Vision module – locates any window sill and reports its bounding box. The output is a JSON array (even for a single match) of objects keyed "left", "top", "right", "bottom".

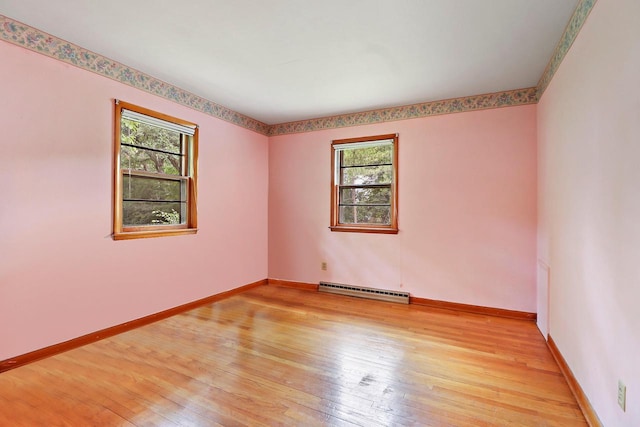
[
  {"left": 113, "top": 228, "right": 198, "bottom": 240},
  {"left": 329, "top": 225, "right": 398, "bottom": 235}
]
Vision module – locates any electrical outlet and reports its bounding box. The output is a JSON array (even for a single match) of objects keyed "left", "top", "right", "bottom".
[
  {"left": 618, "top": 380, "right": 626, "bottom": 411},
  {"left": 321, "top": 262, "right": 327, "bottom": 271}
]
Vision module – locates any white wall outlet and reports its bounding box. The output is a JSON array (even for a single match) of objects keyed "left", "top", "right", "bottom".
[
  {"left": 618, "top": 380, "right": 626, "bottom": 411},
  {"left": 321, "top": 262, "right": 327, "bottom": 271}
]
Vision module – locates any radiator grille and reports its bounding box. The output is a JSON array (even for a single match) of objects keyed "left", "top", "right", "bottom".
[{"left": 318, "top": 282, "right": 409, "bottom": 304}]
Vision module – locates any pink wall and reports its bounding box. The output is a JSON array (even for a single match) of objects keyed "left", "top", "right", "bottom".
[
  {"left": 269, "top": 105, "right": 537, "bottom": 312},
  {"left": 0, "top": 41, "right": 269, "bottom": 361},
  {"left": 537, "top": 0, "right": 640, "bottom": 425}
]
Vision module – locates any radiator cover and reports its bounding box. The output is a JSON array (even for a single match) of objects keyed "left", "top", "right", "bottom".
[{"left": 318, "top": 282, "right": 409, "bottom": 304}]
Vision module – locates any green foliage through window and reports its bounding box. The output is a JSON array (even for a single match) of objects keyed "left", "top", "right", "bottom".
[
  {"left": 339, "top": 145, "right": 393, "bottom": 224},
  {"left": 120, "top": 120, "right": 187, "bottom": 227}
]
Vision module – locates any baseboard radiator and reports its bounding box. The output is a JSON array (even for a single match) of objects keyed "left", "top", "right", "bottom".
[{"left": 318, "top": 282, "right": 409, "bottom": 304}]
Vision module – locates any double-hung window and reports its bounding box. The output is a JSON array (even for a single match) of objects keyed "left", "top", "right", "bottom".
[
  {"left": 113, "top": 101, "right": 198, "bottom": 240},
  {"left": 331, "top": 133, "right": 398, "bottom": 234}
]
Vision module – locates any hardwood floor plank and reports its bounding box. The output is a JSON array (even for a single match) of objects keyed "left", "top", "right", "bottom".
[{"left": 0, "top": 285, "right": 587, "bottom": 426}]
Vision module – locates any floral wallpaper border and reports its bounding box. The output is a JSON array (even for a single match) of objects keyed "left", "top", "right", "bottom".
[
  {"left": 1, "top": 0, "right": 597, "bottom": 137},
  {"left": 268, "top": 88, "right": 537, "bottom": 136},
  {"left": 537, "top": 0, "right": 597, "bottom": 99},
  {"left": 0, "top": 15, "right": 271, "bottom": 135}
]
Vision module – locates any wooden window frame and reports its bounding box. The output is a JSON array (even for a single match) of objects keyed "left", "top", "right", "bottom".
[
  {"left": 113, "top": 100, "right": 198, "bottom": 240},
  {"left": 330, "top": 133, "right": 399, "bottom": 234}
]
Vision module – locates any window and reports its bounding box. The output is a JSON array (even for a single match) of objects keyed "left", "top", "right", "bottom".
[
  {"left": 113, "top": 101, "right": 198, "bottom": 240},
  {"left": 330, "top": 133, "right": 398, "bottom": 234}
]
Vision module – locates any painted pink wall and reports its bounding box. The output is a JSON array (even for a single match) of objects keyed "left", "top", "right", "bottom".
[
  {"left": 269, "top": 105, "right": 537, "bottom": 312},
  {"left": 537, "top": 0, "right": 640, "bottom": 425},
  {"left": 0, "top": 41, "right": 269, "bottom": 361}
]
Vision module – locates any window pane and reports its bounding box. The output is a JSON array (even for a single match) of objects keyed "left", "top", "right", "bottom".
[
  {"left": 122, "top": 175, "right": 185, "bottom": 202},
  {"left": 123, "top": 201, "right": 185, "bottom": 226},
  {"left": 120, "top": 145, "right": 182, "bottom": 175},
  {"left": 121, "top": 118, "right": 182, "bottom": 155},
  {"left": 341, "top": 145, "right": 392, "bottom": 167},
  {"left": 341, "top": 165, "right": 392, "bottom": 185},
  {"left": 339, "top": 186, "right": 391, "bottom": 205},
  {"left": 114, "top": 101, "right": 198, "bottom": 238},
  {"left": 339, "top": 205, "right": 391, "bottom": 225}
]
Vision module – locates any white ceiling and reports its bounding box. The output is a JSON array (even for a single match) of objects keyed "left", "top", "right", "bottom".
[{"left": 1, "top": 0, "right": 578, "bottom": 124}]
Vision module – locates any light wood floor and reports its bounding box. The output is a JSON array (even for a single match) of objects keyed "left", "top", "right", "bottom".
[{"left": 0, "top": 285, "right": 586, "bottom": 426}]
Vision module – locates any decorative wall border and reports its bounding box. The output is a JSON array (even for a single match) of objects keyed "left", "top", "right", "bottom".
[
  {"left": 0, "top": 15, "right": 271, "bottom": 136},
  {"left": 2, "top": 0, "right": 597, "bottom": 138},
  {"left": 537, "top": 0, "right": 597, "bottom": 99},
  {"left": 268, "top": 88, "right": 537, "bottom": 136}
]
